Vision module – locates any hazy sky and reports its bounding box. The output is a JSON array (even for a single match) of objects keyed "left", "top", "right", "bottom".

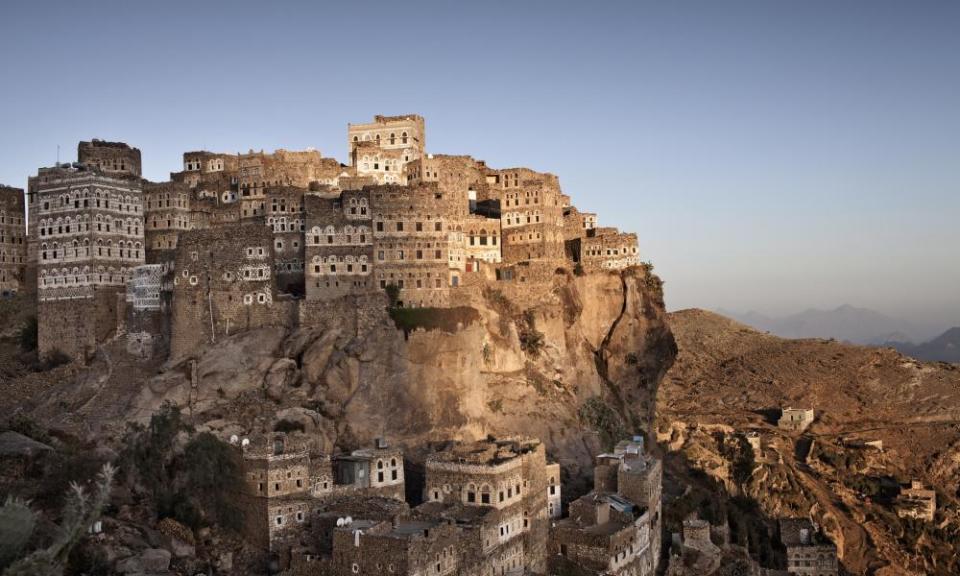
[{"left": 1, "top": 1, "right": 958, "bottom": 326}]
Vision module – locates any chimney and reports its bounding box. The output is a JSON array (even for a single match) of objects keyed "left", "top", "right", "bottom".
[{"left": 376, "top": 437, "right": 388, "bottom": 449}]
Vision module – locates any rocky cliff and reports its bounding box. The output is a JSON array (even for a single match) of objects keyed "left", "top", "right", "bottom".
[{"left": 5, "top": 266, "right": 675, "bottom": 496}]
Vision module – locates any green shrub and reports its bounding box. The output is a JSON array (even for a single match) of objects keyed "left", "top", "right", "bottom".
[
  {"left": 180, "top": 432, "right": 244, "bottom": 531},
  {"left": 518, "top": 310, "right": 544, "bottom": 357},
  {"left": 388, "top": 306, "right": 480, "bottom": 335},
  {"left": 384, "top": 283, "right": 400, "bottom": 308},
  {"left": 38, "top": 348, "right": 71, "bottom": 371},
  {"left": 0, "top": 497, "right": 36, "bottom": 571},
  {"left": 578, "top": 397, "right": 626, "bottom": 450},
  {"left": 3, "top": 464, "right": 114, "bottom": 576},
  {"left": 18, "top": 315, "right": 38, "bottom": 352}
]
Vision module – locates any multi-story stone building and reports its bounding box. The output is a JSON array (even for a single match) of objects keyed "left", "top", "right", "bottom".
[
  {"left": 169, "top": 222, "right": 291, "bottom": 359},
  {"left": 549, "top": 437, "right": 661, "bottom": 576},
  {"left": 327, "top": 518, "right": 459, "bottom": 576},
  {"left": 371, "top": 183, "right": 467, "bottom": 307},
  {"left": 778, "top": 519, "right": 838, "bottom": 576},
  {"left": 27, "top": 156, "right": 145, "bottom": 360},
  {"left": 238, "top": 432, "right": 407, "bottom": 569},
  {"left": 77, "top": 139, "right": 142, "bottom": 178},
  {"left": 0, "top": 185, "right": 26, "bottom": 297},
  {"left": 417, "top": 437, "right": 558, "bottom": 574},
  {"left": 349, "top": 115, "right": 425, "bottom": 185},
  {"left": 304, "top": 191, "right": 375, "bottom": 301}
]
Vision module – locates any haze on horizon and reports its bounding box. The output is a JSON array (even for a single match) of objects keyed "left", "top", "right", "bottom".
[{"left": 1, "top": 0, "right": 957, "bottom": 330}]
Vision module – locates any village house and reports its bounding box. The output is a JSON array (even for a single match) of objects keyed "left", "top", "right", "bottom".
[
  {"left": 895, "top": 480, "right": 936, "bottom": 522},
  {"left": 778, "top": 408, "right": 815, "bottom": 433},
  {"left": 548, "top": 437, "right": 661, "bottom": 576},
  {"left": 778, "top": 518, "right": 838, "bottom": 576}
]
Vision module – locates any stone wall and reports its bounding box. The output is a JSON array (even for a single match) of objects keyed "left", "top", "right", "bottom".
[
  {"left": 169, "top": 223, "right": 296, "bottom": 359},
  {"left": 38, "top": 287, "right": 123, "bottom": 360}
]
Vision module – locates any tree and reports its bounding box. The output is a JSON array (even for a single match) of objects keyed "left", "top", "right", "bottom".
[
  {"left": 18, "top": 316, "right": 37, "bottom": 352},
  {"left": 179, "top": 433, "right": 244, "bottom": 531},
  {"left": 384, "top": 283, "right": 401, "bottom": 308}
]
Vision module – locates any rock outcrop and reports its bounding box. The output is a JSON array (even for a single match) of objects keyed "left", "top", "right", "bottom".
[{"left": 122, "top": 266, "right": 675, "bottom": 492}]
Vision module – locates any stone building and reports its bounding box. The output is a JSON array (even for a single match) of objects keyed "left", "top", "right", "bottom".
[
  {"left": 178, "top": 147, "right": 341, "bottom": 203},
  {"left": 143, "top": 181, "right": 192, "bottom": 253},
  {"left": 778, "top": 519, "right": 838, "bottom": 576},
  {"left": 304, "top": 191, "right": 375, "bottom": 302},
  {"left": 169, "top": 222, "right": 294, "bottom": 359},
  {"left": 370, "top": 183, "right": 468, "bottom": 307},
  {"left": 778, "top": 408, "right": 815, "bottom": 433},
  {"left": 239, "top": 432, "right": 321, "bottom": 552},
  {"left": 895, "top": 480, "right": 936, "bottom": 521},
  {"left": 549, "top": 437, "right": 661, "bottom": 576},
  {"left": 265, "top": 186, "right": 307, "bottom": 295},
  {"left": 326, "top": 518, "right": 459, "bottom": 576},
  {"left": 0, "top": 185, "right": 26, "bottom": 296},
  {"left": 77, "top": 139, "right": 142, "bottom": 177},
  {"left": 238, "top": 432, "right": 408, "bottom": 568},
  {"left": 349, "top": 115, "right": 425, "bottom": 184},
  {"left": 28, "top": 156, "right": 144, "bottom": 361},
  {"left": 332, "top": 439, "right": 406, "bottom": 501},
  {"left": 21, "top": 115, "right": 646, "bottom": 363},
  {"left": 418, "top": 437, "right": 558, "bottom": 574},
  {"left": 497, "top": 170, "right": 566, "bottom": 264},
  {"left": 573, "top": 228, "right": 640, "bottom": 272},
  {"left": 665, "top": 515, "right": 722, "bottom": 575}
]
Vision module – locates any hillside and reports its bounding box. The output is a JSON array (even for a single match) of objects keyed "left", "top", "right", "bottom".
[{"left": 657, "top": 309, "right": 960, "bottom": 575}]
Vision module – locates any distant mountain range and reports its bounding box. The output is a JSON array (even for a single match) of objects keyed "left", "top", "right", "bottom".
[
  {"left": 716, "top": 305, "right": 959, "bottom": 363},
  {"left": 885, "top": 328, "right": 960, "bottom": 363}
]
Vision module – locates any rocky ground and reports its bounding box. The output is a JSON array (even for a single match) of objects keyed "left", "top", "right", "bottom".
[{"left": 657, "top": 309, "right": 960, "bottom": 576}]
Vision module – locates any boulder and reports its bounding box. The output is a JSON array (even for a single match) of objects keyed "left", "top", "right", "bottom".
[
  {"left": 141, "top": 548, "right": 172, "bottom": 572},
  {"left": 265, "top": 358, "right": 299, "bottom": 401},
  {"left": 302, "top": 329, "right": 341, "bottom": 384}
]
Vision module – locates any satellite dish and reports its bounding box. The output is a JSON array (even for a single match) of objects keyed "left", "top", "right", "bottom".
[
  {"left": 241, "top": 438, "right": 250, "bottom": 447},
  {"left": 336, "top": 518, "right": 345, "bottom": 527},
  {"left": 230, "top": 435, "right": 239, "bottom": 444}
]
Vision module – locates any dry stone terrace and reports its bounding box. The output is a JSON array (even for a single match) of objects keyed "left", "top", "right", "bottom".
[{"left": 8, "top": 114, "right": 641, "bottom": 363}]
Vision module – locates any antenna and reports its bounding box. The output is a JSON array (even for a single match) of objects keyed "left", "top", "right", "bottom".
[{"left": 57, "top": 145, "right": 60, "bottom": 166}]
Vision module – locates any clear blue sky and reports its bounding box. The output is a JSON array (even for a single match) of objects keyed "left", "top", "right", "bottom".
[{"left": 2, "top": 0, "right": 958, "bottom": 327}]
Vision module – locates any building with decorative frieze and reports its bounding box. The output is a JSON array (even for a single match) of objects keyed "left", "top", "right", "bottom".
[{"left": 27, "top": 154, "right": 144, "bottom": 360}]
